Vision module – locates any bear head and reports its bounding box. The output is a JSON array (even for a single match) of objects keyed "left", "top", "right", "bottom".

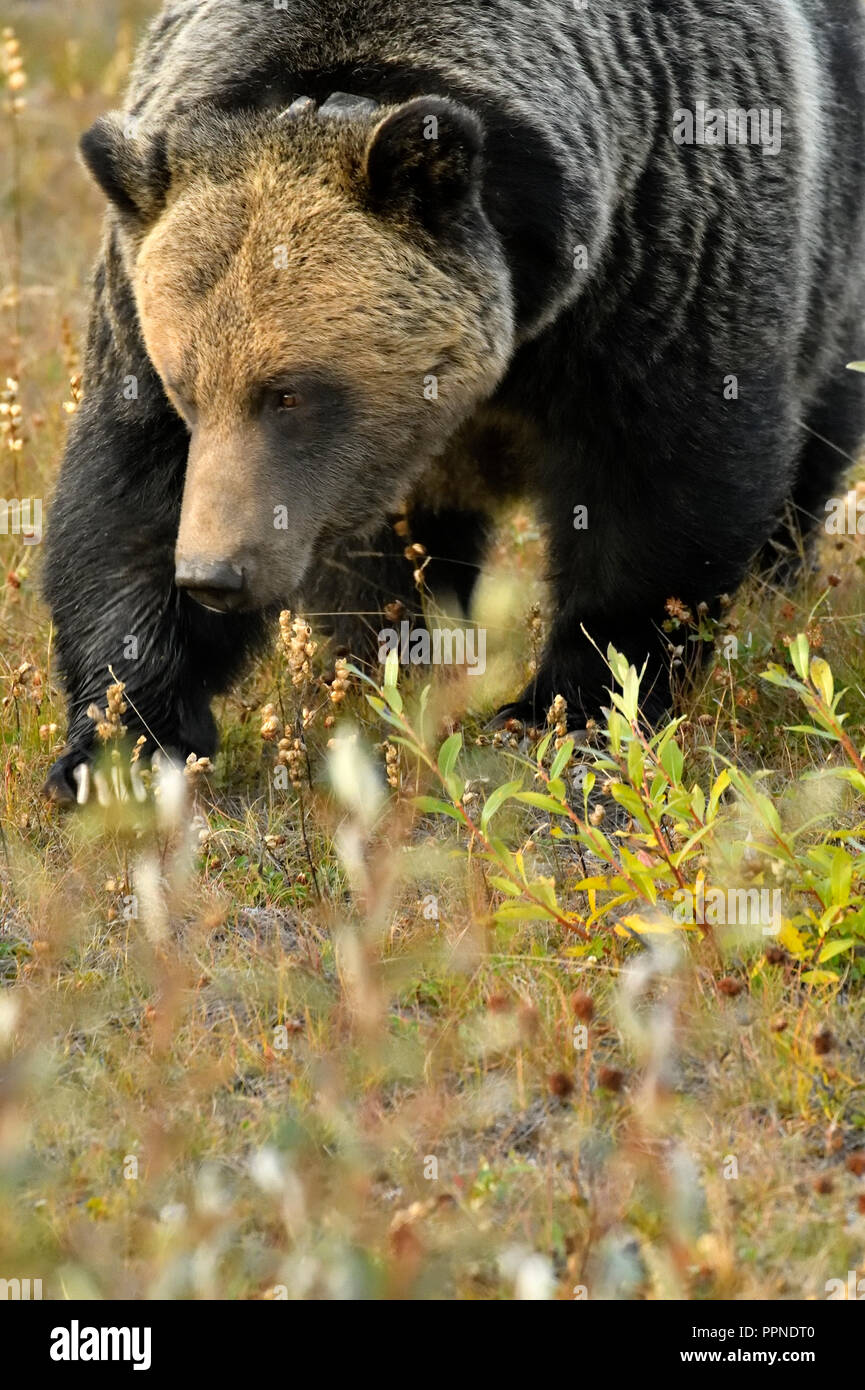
[{"left": 79, "top": 96, "right": 516, "bottom": 612}]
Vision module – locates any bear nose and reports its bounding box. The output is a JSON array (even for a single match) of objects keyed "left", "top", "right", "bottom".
[{"left": 175, "top": 557, "right": 247, "bottom": 612}]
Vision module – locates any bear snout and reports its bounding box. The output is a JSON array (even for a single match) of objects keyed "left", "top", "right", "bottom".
[{"left": 175, "top": 555, "right": 248, "bottom": 613}]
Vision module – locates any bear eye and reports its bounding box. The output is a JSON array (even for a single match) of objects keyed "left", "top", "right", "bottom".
[{"left": 264, "top": 383, "right": 306, "bottom": 418}]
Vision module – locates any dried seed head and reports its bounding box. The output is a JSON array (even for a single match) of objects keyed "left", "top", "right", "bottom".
[
  {"left": 276, "top": 735, "right": 306, "bottom": 789},
  {"left": 63, "top": 372, "right": 83, "bottom": 416},
  {"left": 329, "top": 658, "right": 351, "bottom": 705},
  {"left": 7, "top": 660, "right": 39, "bottom": 701},
  {"left": 87, "top": 679, "right": 127, "bottom": 742},
  {"left": 547, "top": 693, "right": 568, "bottom": 748},
  {"left": 1, "top": 28, "right": 27, "bottom": 103},
  {"left": 184, "top": 754, "right": 213, "bottom": 789},
  {"left": 0, "top": 376, "right": 26, "bottom": 453},
  {"left": 260, "top": 702, "right": 281, "bottom": 741},
  {"left": 526, "top": 603, "right": 543, "bottom": 675},
  {"left": 492, "top": 727, "right": 519, "bottom": 750},
  {"left": 665, "top": 596, "right": 693, "bottom": 625},
  {"left": 281, "top": 614, "right": 318, "bottom": 687},
  {"left": 383, "top": 741, "right": 400, "bottom": 790},
  {"left": 106, "top": 682, "right": 127, "bottom": 716}
]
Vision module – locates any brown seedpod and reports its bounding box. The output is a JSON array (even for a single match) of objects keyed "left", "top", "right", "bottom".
[
  {"left": 813, "top": 1025, "right": 834, "bottom": 1056},
  {"left": 548, "top": 1071, "right": 575, "bottom": 1099},
  {"left": 571, "top": 990, "right": 595, "bottom": 1023}
]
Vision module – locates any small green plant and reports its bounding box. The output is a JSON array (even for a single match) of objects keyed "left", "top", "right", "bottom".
[{"left": 357, "top": 637, "right": 865, "bottom": 984}]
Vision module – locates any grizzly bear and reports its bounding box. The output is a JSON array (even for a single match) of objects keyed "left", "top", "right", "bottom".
[{"left": 44, "top": 0, "right": 865, "bottom": 802}]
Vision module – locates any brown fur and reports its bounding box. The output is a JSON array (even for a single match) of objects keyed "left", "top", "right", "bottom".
[{"left": 121, "top": 108, "right": 513, "bottom": 604}]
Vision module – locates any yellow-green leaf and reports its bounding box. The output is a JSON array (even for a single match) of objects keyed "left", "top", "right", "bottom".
[
  {"left": 789, "top": 633, "right": 810, "bottom": 681},
  {"left": 437, "top": 732, "right": 462, "bottom": 782},
  {"left": 488, "top": 875, "right": 522, "bottom": 898},
  {"left": 809, "top": 657, "right": 834, "bottom": 706},
  {"left": 817, "top": 937, "right": 856, "bottom": 963},
  {"left": 481, "top": 778, "right": 523, "bottom": 833}
]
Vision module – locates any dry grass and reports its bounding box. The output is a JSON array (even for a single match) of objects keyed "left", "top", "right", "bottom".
[{"left": 1, "top": 2, "right": 864, "bottom": 1301}]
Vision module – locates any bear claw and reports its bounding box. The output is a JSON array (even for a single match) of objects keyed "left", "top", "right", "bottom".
[{"left": 46, "top": 749, "right": 164, "bottom": 808}]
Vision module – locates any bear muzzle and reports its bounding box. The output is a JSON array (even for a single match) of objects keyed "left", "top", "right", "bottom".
[{"left": 175, "top": 555, "right": 248, "bottom": 613}]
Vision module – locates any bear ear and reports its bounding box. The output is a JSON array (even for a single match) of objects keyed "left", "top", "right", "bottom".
[
  {"left": 363, "top": 96, "right": 483, "bottom": 225},
  {"left": 79, "top": 113, "right": 169, "bottom": 222}
]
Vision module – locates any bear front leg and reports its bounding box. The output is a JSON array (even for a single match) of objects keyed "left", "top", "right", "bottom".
[
  {"left": 508, "top": 402, "right": 796, "bottom": 728},
  {"left": 43, "top": 391, "right": 267, "bottom": 804}
]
